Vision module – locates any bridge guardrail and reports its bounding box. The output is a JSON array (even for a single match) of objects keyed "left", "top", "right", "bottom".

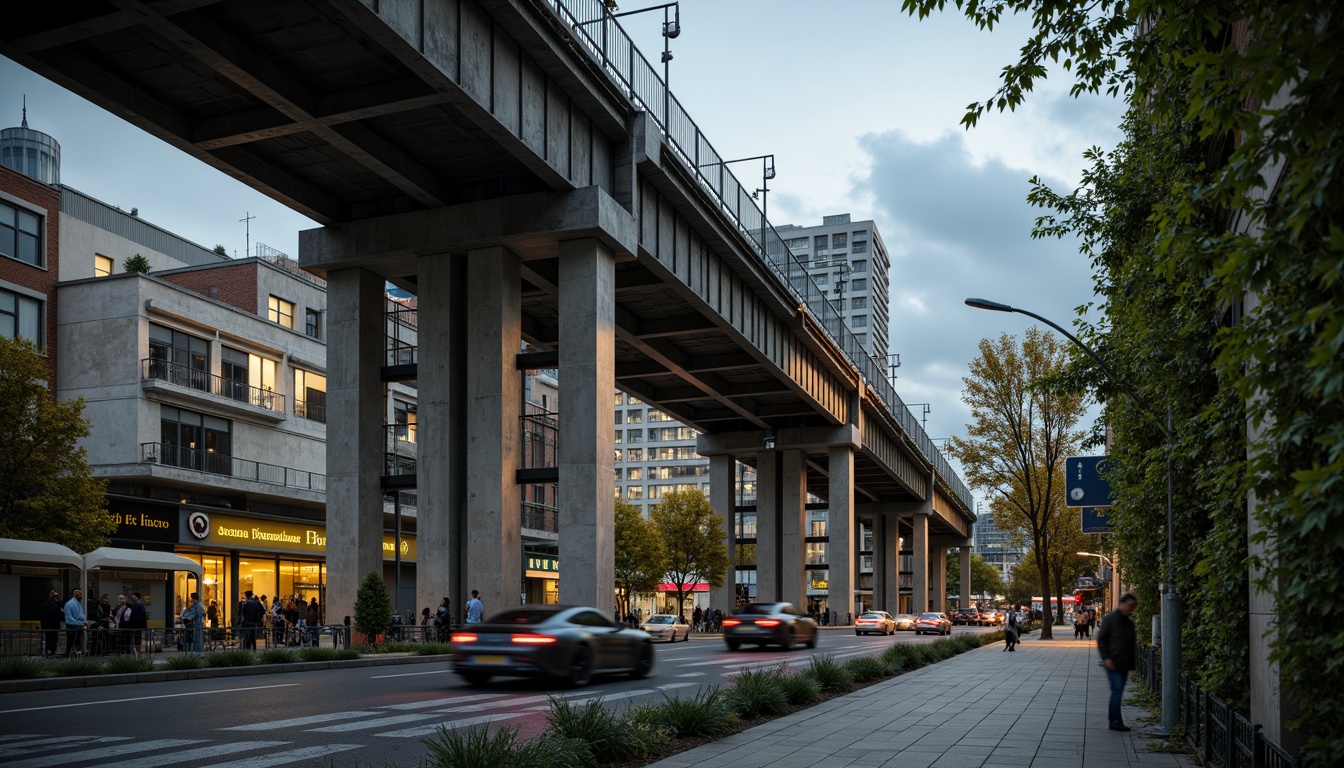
[{"left": 541, "top": 0, "right": 973, "bottom": 511}]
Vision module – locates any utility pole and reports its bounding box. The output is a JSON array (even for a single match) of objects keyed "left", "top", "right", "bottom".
[{"left": 240, "top": 212, "right": 255, "bottom": 259}]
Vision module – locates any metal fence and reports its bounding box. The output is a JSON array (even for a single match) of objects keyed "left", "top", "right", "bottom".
[
  {"left": 141, "top": 442, "right": 326, "bottom": 492},
  {"left": 142, "top": 357, "right": 285, "bottom": 414},
  {"left": 1, "top": 622, "right": 456, "bottom": 658},
  {"left": 1137, "top": 647, "right": 1297, "bottom": 768},
  {"left": 537, "top": 0, "right": 973, "bottom": 511}
]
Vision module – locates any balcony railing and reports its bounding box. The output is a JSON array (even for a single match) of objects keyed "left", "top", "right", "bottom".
[
  {"left": 140, "top": 442, "right": 325, "bottom": 492},
  {"left": 387, "top": 299, "right": 417, "bottom": 367},
  {"left": 521, "top": 406, "right": 559, "bottom": 470},
  {"left": 385, "top": 424, "right": 417, "bottom": 476},
  {"left": 522, "top": 501, "right": 557, "bottom": 533},
  {"left": 295, "top": 399, "right": 327, "bottom": 424},
  {"left": 543, "top": 0, "right": 972, "bottom": 511},
  {"left": 142, "top": 358, "right": 285, "bottom": 414}
]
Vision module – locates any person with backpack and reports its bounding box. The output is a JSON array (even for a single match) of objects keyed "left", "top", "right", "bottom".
[{"left": 1004, "top": 607, "right": 1020, "bottom": 651}]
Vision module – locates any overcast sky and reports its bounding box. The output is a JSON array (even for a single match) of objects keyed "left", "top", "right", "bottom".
[{"left": 0, "top": 1, "right": 1122, "bottom": 509}]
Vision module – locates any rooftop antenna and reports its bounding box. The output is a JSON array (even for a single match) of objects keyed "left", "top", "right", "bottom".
[
  {"left": 22, "top": 94, "right": 28, "bottom": 128},
  {"left": 240, "top": 212, "right": 255, "bottom": 259}
]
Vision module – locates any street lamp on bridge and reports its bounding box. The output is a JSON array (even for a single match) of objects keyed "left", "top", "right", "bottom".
[{"left": 966, "top": 296, "right": 1180, "bottom": 736}]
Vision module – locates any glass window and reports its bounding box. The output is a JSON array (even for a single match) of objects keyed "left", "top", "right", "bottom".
[
  {"left": 806, "top": 542, "right": 828, "bottom": 565},
  {"left": 221, "top": 347, "right": 250, "bottom": 402},
  {"left": 832, "top": 233, "right": 848, "bottom": 248},
  {"left": 852, "top": 239, "right": 868, "bottom": 254},
  {"left": 148, "top": 323, "right": 209, "bottom": 391},
  {"left": 614, "top": 410, "right": 624, "bottom": 425},
  {"left": 852, "top": 259, "right": 868, "bottom": 273},
  {"left": 305, "top": 309, "right": 322, "bottom": 340},
  {"left": 0, "top": 201, "right": 42, "bottom": 267},
  {"left": 626, "top": 410, "right": 643, "bottom": 424},
  {"left": 851, "top": 278, "right": 868, "bottom": 292},
  {"left": 850, "top": 297, "right": 868, "bottom": 310},
  {"left": 295, "top": 369, "right": 327, "bottom": 423},
  {"left": 813, "top": 235, "right": 828, "bottom": 250},
  {"left": 852, "top": 315, "right": 868, "bottom": 328},
  {"left": 613, "top": 449, "right": 623, "bottom": 463},
  {"left": 627, "top": 467, "right": 643, "bottom": 481},
  {"left": 626, "top": 429, "right": 643, "bottom": 443},
  {"left": 627, "top": 486, "right": 644, "bottom": 499},
  {"left": 614, "top": 430, "right": 623, "bottom": 445},
  {"left": 268, "top": 296, "right": 295, "bottom": 329},
  {"left": 626, "top": 448, "right": 643, "bottom": 462},
  {"left": 394, "top": 401, "right": 416, "bottom": 443},
  {"left": 95, "top": 254, "right": 114, "bottom": 277},
  {"left": 0, "top": 288, "right": 43, "bottom": 345},
  {"left": 160, "top": 406, "right": 232, "bottom": 474}
]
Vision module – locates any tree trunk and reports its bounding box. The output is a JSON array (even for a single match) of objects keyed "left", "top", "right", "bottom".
[{"left": 1036, "top": 535, "right": 1054, "bottom": 639}]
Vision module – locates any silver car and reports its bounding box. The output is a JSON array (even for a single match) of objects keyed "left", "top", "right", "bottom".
[
  {"left": 640, "top": 613, "right": 691, "bottom": 642},
  {"left": 854, "top": 610, "right": 897, "bottom": 636}
]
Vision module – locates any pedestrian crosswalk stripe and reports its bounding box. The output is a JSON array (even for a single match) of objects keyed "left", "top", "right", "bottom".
[
  {"left": 433, "top": 693, "right": 557, "bottom": 713},
  {"left": 0, "top": 735, "right": 128, "bottom": 756},
  {"left": 0, "top": 738, "right": 204, "bottom": 768},
  {"left": 675, "top": 672, "right": 706, "bottom": 677},
  {"left": 198, "top": 743, "right": 360, "bottom": 767},
  {"left": 219, "top": 711, "right": 373, "bottom": 730},
  {"left": 375, "top": 712, "right": 530, "bottom": 739},
  {"left": 380, "top": 693, "right": 509, "bottom": 710},
  {"left": 95, "top": 740, "right": 284, "bottom": 768},
  {"left": 307, "top": 713, "right": 441, "bottom": 732}
]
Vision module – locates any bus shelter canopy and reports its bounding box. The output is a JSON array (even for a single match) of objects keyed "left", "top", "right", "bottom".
[
  {"left": 82, "top": 547, "right": 203, "bottom": 581},
  {"left": 0, "top": 537, "right": 83, "bottom": 570}
]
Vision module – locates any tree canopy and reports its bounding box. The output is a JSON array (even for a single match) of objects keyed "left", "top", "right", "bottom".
[
  {"left": 944, "top": 550, "right": 1006, "bottom": 605},
  {"left": 0, "top": 338, "right": 112, "bottom": 553},
  {"left": 649, "top": 489, "right": 728, "bottom": 619},
  {"left": 614, "top": 500, "right": 667, "bottom": 617}
]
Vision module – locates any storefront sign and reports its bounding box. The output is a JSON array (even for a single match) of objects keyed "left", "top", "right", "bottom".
[
  {"left": 111, "top": 503, "right": 179, "bottom": 544},
  {"left": 524, "top": 553, "right": 558, "bottom": 579},
  {"left": 179, "top": 510, "right": 415, "bottom": 560}
]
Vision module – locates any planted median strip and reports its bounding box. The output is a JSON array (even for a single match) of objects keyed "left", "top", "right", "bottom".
[{"left": 422, "top": 630, "right": 1007, "bottom": 768}]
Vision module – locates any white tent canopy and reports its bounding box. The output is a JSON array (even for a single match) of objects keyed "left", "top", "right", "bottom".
[
  {"left": 0, "top": 537, "right": 83, "bottom": 570},
  {"left": 82, "top": 547, "right": 203, "bottom": 581}
]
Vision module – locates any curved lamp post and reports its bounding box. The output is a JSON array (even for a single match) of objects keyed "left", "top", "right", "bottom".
[
  {"left": 965, "top": 297, "right": 1180, "bottom": 736},
  {"left": 1077, "top": 551, "right": 1116, "bottom": 612}
]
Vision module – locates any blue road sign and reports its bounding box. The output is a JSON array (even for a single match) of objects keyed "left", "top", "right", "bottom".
[
  {"left": 1066, "top": 455, "right": 1113, "bottom": 508},
  {"left": 1081, "top": 507, "right": 1113, "bottom": 533}
]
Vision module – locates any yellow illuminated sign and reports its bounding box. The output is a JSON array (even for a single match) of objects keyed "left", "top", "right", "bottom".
[{"left": 191, "top": 511, "right": 415, "bottom": 560}]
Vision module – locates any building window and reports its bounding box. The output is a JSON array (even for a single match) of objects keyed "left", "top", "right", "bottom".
[
  {"left": 806, "top": 542, "right": 828, "bottom": 565},
  {"left": 614, "top": 430, "right": 623, "bottom": 445},
  {"left": 852, "top": 239, "right": 868, "bottom": 254},
  {"left": 614, "top": 449, "right": 623, "bottom": 463},
  {"left": 626, "top": 429, "right": 643, "bottom": 444},
  {"left": 815, "top": 272, "right": 829, "bottom": 285},
  {"left": 626, "top": 448, "right": 644, "bottom": 462},
  {"left": 0, "top": 287, "right": 43, "bottom": 345},
  {"left": 614, "top": 468, "right": 623, "bottom": 482},
  {"left": 0, "top": 201, "right": 42, "bottom": 267},
  {"left": 268, "top": 296, "right": 295, "bottom": 329},
  {"left": 850, "top": 297, "right": 868, "bottom": 310},
  {"left": 627, "top": 486, "right": 644, "bottom": 500},
  {"left": 614, "top": 391, "right": 624, "bottom": 406},
  {"left": 852, "top": 315, "right": 868, "bottom": 328},
  {"left": 832, "top": 233, "right": 848, "bottom": 248},
  {"left": 295, "top": 369, "right": 327, "bottom": 423},
  {"left": 305, "top": 309, "right": 322, "bottom": 340},
  {"left": 614, "top": 410, "right": 624, "bottom": 425},
  {"left": 647, "top": 410, "right": 675, "bottom": 422},
  {"left": 855, "top": 333, "right": 868, "bottom": 346},
  {"left": 394, "top": 401, "right": 416, "bottom": 443},
  {"left": 851, "top": 278, "right": 868, "bottom": 292},
  {"left": 95, "top": 254, "right": 114, "bottom": 277},
  {"left": 159, "top": 406, "right": 231, "bottom": 474},
  {"left": 627, "top": 467, "right": 644, "bottom": 481},
  {"left": 149, "top": 323, "right": 210, "bottom": 391},
  {"left": 813, "top": 235, "right": 828, "bottom": 250},
  {"left": 852, "top": 259, "right": 868, "bottom": 273},
  {"left": 626, "top": 410, "right": 643, "bottom": 424}
]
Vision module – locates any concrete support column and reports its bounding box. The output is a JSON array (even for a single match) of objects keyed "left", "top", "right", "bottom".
[
  {"left": 465, "top": 247, "right": 523, "bottom": 616},
  {"left": 910, "top": 514, "right": 929, "bottom": 613},
  {"left": 708, "top": 455, "right": 736, "bottom": 614},
  {"left": 557, "top": 238, "right": 616, "bottom": 615},
  {"left": 931, "top": 546, "right": 946, "bottom": 612},
  {"left": 417, "top": 253, "right": 467, "bottom": 619},
  {"left": 325, "top": 268, "right": 387, "bottom": 624},
  {"left": 828, "top": 445, "right": 855, "bottom": 624},
  {"left": 874, "top": 515, "right": 899, "bottom": 611},
  {"left": 960, "top": 547, "right": 972, "bottom": 608},
  {"left": 779, "top": 449, "right": 807, "bottom": 607},
  {"left": 754, "top": 450, "right": 780, "bottom": 602}
]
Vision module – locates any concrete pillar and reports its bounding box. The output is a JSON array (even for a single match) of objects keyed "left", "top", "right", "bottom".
[
  {"left": 465, "top": 247, "right": 523, "bottom": 616},
  {"left": 960, "top": 547, "right": 972, "bottom": 608},
  {"left": 325, "top": 268, "right": 387, "bottom": 624},
  {"left": 416, "top": 253, "right": 467, "bottom": 620},
  {"left": 708, "top": 454, "right": 736, "bottom": 614},
  {"left": 828, "top": 445, "right": 855, "bottom": 624},
  {"left": 557, "top": 238, "right": 616, "bottom": 615},
  {"left": 779, "top": 449, "right": 807, "bottom": 607},
  {"left": 931, "top": 546, "right": 946, "bottom": 612},
  {"left": 754, "top": 450, "right": 780, "bottom": 602},
  {"left": 874, "top": 515, "right": 899, "bottom": 611},
  {"left": 910, "top": 514, "right": 928, "bottom": 613}
]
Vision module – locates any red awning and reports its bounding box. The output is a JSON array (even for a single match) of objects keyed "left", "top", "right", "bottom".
[{"left": 656, "top": 583, "right": 709, "bottom": 592}]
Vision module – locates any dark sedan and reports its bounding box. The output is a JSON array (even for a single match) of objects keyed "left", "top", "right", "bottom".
[
  {"left": 450, "top": 605, "right": 654, "bottom": 686},
  {"left": 721, "top": 602, "right": 818, "bottom": 651},
  {"left": 913, "top": 612, "right": 952, "bottom": 636}
]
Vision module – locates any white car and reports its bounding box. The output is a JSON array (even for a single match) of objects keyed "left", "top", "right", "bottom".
[
  {"left": 854, "top": 610, "right": 897, "bottom": 636},
  {"left": 639, "top": 614, "right": 691, "bottom": 642}
]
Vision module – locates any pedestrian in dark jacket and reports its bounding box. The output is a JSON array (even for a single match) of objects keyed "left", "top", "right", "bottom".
[
  {"left": 126, "top": 592, "right": 149, "bottom": 654},
  {"left": 40, "top": 591, "right": 62, "bottom": 657},
  {"left": 1096, "top": 593, "right": 1139, "bottom": 731}
]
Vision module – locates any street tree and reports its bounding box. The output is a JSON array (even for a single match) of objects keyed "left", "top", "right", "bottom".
[
  {"left": 614, "top": 500, "right": 666, "bottom": 618},
  {"left": 1005, "top": 553, "right": 1039, "bottom": 608},
  {"left": 1043, "top": 506, "right": 1099, "bottom": 624},
  {"left": 950, "top": 329, "right": 1086, "bottom": 639},
  {"left": 649, "top": 489, "right": 728, "bottom": 620},
  {"left": 945, "top": 551, "right": 1006, "bottom": 605},
  {"left": 353, "top": 571, "right": 392, "bottom": 649},
  {"left": 0, "top": 338, "right": 113, "bottom": 553}
]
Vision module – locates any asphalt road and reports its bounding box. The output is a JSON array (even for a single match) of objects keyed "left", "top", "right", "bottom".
[{"left": 0, "top": 625, "right": 993, "bottom": 767}]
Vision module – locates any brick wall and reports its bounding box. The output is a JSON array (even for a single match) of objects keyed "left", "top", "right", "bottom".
[
  {"left": 160, "top": 262, "right": 259, "bottom": 314},
  {"left": 0, "top": 165, "right": 60, "bottom": 380}
]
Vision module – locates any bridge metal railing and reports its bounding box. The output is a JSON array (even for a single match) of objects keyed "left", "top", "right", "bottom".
[{"left": 540, "top": 0, "right": 972, "bottom": 510}]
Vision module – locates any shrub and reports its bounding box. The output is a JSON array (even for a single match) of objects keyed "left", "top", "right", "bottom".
[
  {"left": 353, "top": 572, "right": 393, "bottom": 650},
  {"left": 0, "top": 656, "right": 48, "bottom": 680},
  {"left": 334, "top": 648, "right": 361, "bottom": 660},
  {"left": 260, "top": 648, "right": 298, "bottom": 664},
  {"left": 928, "top": 639, "right": 959, "bottom": 661},
  {"left": 778, "top": 672, "right": 821, "bottom": 705},
  {"left": 881, "top": 643, "right": 916, "bottom": 674},
  {"left": 726, "top": 667, "right": 790, "bottom": 719},
  {"left": 545, "top": 696, "right": 636, "bottom": 763},
  {"left": 647, "top": 687, "right": 737, "bottom": 738},
  {"left": 205, "top": 649, "right": 257, "bottom": 667},
  {"left": 844, "top": 655, "right": 889, "bottom": 684},
  {"left": 805, "top": 655, "right": 854, "bottom": 693},
  {"left": 298, "top": 647, "right": 337, "bottom": 662},
  {"left": 415, "top": 642, "right": 454, "bottom": 656},
  {"left": 163, "top": 653, "right": 206, "bottom": 670},
  {"left": 48, "top": 658, "right": 105, "bottom": 677},
  {"left": 420, "top": 724, "right": 592, "bottom": 768},
  {"left": 104, "top": 655, "right": 154, "bottom": 674}
]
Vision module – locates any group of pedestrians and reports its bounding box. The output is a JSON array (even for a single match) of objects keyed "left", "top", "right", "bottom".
[
  {"left": 1073, "top": 603, "right": 1098, "bottom": 639},
  {"left": 232, "top": 591, "right": 323, "bottom": 650},
  {"left": 39, "top": 589, "right": 147, "bottom": 656}
]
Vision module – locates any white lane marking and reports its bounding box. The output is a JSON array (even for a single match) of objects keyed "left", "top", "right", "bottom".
[
  {"left": 199, "top": 743, "right": 361, "bottom": 767},
  {"left": 380, "top": 693, "right": 509, "bottom": 710},
  {"left": 375, "top": 712, "right": 529, "bottom": 738},
  {"left": 370, "top": 669, "right": 452, "bottom": 679},
  {"left": 96, "top": 741, "right": 283, "bottom": 768},
  {"left": 219, "top": 711, "right": 373, "bottom": 731},
  {"left": 307, "top": 713, "right": 442, "bottom": 732},
  {"left": 655, "top": 682, "right": 699, "bottom": 691},
  {"left": 0, "top": 736, "right": 40, "bottom": 743},
  {"left": 0, "top": 736, "right": 127, "bottom": 756},
  {"left": 0, "top": 684, "right": 299, "bottom": 714},
  {"left": 1, "top": 739, "right": 205, "bottom": 768},
  {"left": 675, "top": 672, "right": 706, "bottom": 677}
]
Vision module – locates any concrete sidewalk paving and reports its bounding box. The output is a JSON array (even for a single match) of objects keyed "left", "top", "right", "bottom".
[{"left": 649, "top": 632, "right": 1191, "bottom": 768}]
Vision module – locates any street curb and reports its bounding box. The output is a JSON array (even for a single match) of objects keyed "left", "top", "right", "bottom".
[{"left": 0, "top": 653, "right": 453, "bottom": 695}]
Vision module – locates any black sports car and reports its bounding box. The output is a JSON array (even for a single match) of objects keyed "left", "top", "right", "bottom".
[
  {"left": 721, "top": 602, "right": 818, "bottom": 651},
  {"left": 450, "top": 605, "right": 654, "bottom": 686}
]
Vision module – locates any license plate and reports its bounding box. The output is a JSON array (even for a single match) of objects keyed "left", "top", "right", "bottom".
[
  {"left": 474, "top": 655, "right": 507, "bottom": 665},
  {"left": 737, "top": 626, "right": 761, "bottom": 633}
]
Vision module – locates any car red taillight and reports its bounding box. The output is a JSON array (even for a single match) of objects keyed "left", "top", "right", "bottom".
[
  {"left": 755, "top": 619, "right": 781, "bottom": 627},
  {"left": 721, "top": 618, "right": 741, "bottom": 627},
  {"left": 450, "top": 632, "right": 477, "bottom": 643},
  {"left": 510, "top": 633, "right": 557, "bottom": 645}
]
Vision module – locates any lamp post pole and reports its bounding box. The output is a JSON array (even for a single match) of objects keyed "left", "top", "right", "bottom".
[
  {"left": 1078, "top": 551, "right": 1116, "bottom": 612},
  {"left": 707, "top": 154, "right": 776, "bottom": 248},
  {"left": 602, "top": 3, "right": 681, "bottom": 123},
  {"left": 966, "top": 297, "right": 1180, "bottom": 735}
]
